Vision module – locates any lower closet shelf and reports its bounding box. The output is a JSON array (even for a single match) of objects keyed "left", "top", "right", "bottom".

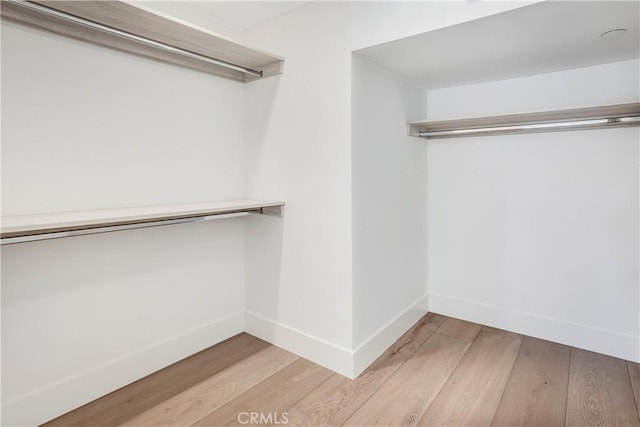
[{"left": 0, "top": 199, "right": 284, "bottom": 244}]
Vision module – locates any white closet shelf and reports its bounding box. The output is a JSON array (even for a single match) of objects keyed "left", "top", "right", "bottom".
[
  {"left": 408, "top": 102, "right": 640, "bottom": 139},
  {"left": 1, "top": 0, "right": 284, "bottom": 82},
  {"left": 1, "top": 199, "right": 284, "bottom": 244}
]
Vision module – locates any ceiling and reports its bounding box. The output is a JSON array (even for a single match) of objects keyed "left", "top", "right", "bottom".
[
  {"left": 137, "top": 1, "right": 311, "bottom": 35},
  {"left": 356, "top": 1, "right": 640, "bottom": 90}
]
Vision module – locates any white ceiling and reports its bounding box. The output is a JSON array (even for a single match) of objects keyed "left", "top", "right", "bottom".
[
  {"left": 356, "top": 1, "right": 640, "bottom": 90},
  {"left": 137, "top": 1, "right": 311, "bottom": 35}
]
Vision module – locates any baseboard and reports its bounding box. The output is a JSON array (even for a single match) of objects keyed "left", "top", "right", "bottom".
[
  {"left": 244, "top": 311, "right": 355, "bottom": 378},
  {"left": 429, "top": 293, "right": 640, "bottom": 363},
  {"left": 245, "top": 297, "right": 430, "bottom": 379},
  {"left": 1, "top": 311, "right": 245, "bottom": 427},
  {"left": 352, "top": 295, "right": 429, "bottom": 377}
]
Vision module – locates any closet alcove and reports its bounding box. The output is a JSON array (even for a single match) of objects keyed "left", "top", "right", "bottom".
[{"left": 351, "top": 0, "right": 639, "bottom": 377}]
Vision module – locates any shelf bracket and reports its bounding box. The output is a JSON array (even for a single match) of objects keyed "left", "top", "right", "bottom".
[{"left": 261, "top": 205, "right": 284, "bottom": 217}]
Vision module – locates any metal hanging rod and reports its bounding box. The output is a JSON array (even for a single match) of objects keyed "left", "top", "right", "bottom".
[
  {"left": 0, "top": 212, "right": 255, "bottom": 245},
  {"left": 5, "top": 0, "right": 263, "bottom": 78},
  {"left": 408, "top": 103, "right": 640, "bottom": 140},
  {"left": 418, "top": 116, "right": 640, "bottom": 138}
]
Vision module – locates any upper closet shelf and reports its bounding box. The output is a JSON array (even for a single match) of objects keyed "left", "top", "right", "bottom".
[
  {"left": 1, "top": 0, "right": 284, "bottom": 82},
  {"left": 408, "top": 103, "right": 640, "bottom": 140},
  {"left": 1, "top": 199, "right": 285, "bottom": 245}
]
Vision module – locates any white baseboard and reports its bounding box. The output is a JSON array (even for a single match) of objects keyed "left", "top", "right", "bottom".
[
  {"left": 244, "top": 311, "right": 355, "bottom": 378},
  {"left": 352, "top": 295, "right": 429, "bottom": 377},
  {"left": 1, "top": 311, "right": 244, "bottom": 427},
  {"left": 245, "top": 296, "right": 429, "bottom": 380},
  {"left": 429, "top": 293, "right": 639, "bottom": 363}
]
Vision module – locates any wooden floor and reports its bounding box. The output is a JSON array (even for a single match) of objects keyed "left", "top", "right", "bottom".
[{"left": 44, "top": 313, "right": 640, "bottom": 427}]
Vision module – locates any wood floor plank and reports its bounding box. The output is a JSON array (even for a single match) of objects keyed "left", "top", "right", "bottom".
[
  {"left": 344, "top": 332, "right": 470, "bottom": 427},
  {"left": 192, "top": 358, "right": 333, "bottom": 427},
  {"left": 419, "top": 331, "right": 521, "bottom": 426},
  {"left": 481, "top": 325, "right": 523, "bottom": 340},
  {"left": 435, "top": 317, "right": 482, "bottom": 342},
  {"left": 283, "top": 312, "right": 447, "bottom": 426},
  {"left": 119, "top": 345, "right": 299, "bottom": 426},
  {"left": 566, "top": 349, "right": 640, "bottom": 426},
  {"left": 43, "top": 333, "right": 269, "bottom": 427},
  {"left": 491, "top": 336, "right": 570, "bottom": 426},
  {"left": 629, "top": 361, "right": 640, "bottom": 419}
]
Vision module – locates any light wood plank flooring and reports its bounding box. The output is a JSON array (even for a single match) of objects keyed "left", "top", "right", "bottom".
[{"left": 43, "top": 314, "right": 640, "bottom": 427}]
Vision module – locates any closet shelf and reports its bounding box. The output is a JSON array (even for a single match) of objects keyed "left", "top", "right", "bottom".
[
  {"left": 1, "top": 0, "right": 284, "bottom": 82},
  {"left": 408, "top": 102, "right": 640, "bottom": 139},
  {"left": 1, "top": 199, "right": 285, "bottom": 245}
]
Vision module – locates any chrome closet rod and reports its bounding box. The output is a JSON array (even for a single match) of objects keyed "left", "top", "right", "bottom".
[
  {"left": 418, "top": 115, "right": 640, "bottom": 138},
  {"left": 0, "top": 212, "right": 255, "bottom": 245},
  {"left": 6, "top": 0, "right": 263, "bottom": 78}
]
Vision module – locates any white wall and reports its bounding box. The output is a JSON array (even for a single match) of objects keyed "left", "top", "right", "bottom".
[
  {"left": 1, "top": 22, "right": 247, "bottom": 425},
  {"left": 351, "top": 55, "right": 428, "bottom": 373},
  {"left": 240, "top": 1, "right": 529, "bottom": 377},
  {"left": 1, "top": 23, "right": 246, "bottom": 214},
  {"left": 426, "top": 59, "right": 640, "bottom": 362}
]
